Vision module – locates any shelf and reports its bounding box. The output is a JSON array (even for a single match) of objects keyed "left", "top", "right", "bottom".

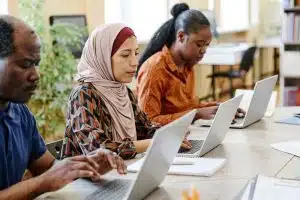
[
  {"left": 284, "top": 7, "right": 300, "bottom": 13},
  {"left": 284, "top": 41, "right": 300, "bottom": 45},
  {"left": 282, "top": 77, "right": 300, "bottom": 87},
  {"left": 281, "top": 74, "right": 300, "bottom": 78},
  {"left": 284, "top": 43, "right": 300, "bottom": 51}
]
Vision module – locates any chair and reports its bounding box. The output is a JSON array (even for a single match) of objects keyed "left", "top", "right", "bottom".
[
  {"left": 207, "top": 46, "right": 257, "bottom": 99},
  {"left": 46, "top": 139, "right": 63, "bottom": 160}
]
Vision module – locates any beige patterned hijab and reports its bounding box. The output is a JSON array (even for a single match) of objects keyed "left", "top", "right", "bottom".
[{"left": 76, "top": 23, "right": 137, "bottom": 142}]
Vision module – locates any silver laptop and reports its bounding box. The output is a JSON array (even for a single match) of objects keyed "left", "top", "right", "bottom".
[
  {"left": 178, "top": 95, "right": 243, "bottom": 157},
  {"left": 230, "top": 75, "right": 278, "bottom": 129},
  {"left": 196, "top": 75, "right": 278, "bottom": 129},
  {"left": 85, "top": 110, "right": 197, "bottom": 200}
]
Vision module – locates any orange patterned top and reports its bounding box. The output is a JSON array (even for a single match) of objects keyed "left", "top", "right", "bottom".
[{"left": 137, "top": 46, "right": 216, "bottom": 125}]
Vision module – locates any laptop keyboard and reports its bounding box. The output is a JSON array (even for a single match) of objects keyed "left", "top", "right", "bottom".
[
  {"left": 85, "top": 179, "right": 132, "bottom": 200},
  {"left": 178, "top": 140, "right": 204, "bottom": 154}
]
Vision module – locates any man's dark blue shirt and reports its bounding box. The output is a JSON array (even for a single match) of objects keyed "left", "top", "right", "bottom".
[{"left": 0, "top": 102, "right": 46, "bottom": 190}]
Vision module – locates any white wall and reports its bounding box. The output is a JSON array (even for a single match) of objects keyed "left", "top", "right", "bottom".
[{"left": 0, "top": 0, "right": 8, "bottom": 14}]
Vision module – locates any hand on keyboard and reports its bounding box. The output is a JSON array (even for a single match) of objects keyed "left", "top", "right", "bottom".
[
  {"left": 39, "top": 155, "right": 102, "bottom": 192},
  {"left": 178, "top": 138, "right": 192, "bottom": 153},
  {"left": 235, "top": 108, "right": 246, "bottom": 119},
  {"left": 87, "top": 149, "right": 127, "bottom": 177},
  {"left": 195, "top": 106, "right": 219, "bottom": 120}
]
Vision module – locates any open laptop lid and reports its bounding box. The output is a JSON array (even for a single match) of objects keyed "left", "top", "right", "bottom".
[
  {"left": 125, "top": 110, "right": 197, "bottom": 200},
  {"left": 199, "top": 95, "right": 243, "bottom": 156},
  {"left": 241, "top": 75, "right": 278, "bottom": 127}
]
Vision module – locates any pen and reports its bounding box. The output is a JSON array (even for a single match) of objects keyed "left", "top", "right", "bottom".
[{"left": 172, "top": 161, "right": 194, "bottom": 165}]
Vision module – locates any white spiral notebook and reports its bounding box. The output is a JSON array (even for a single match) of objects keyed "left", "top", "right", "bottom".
[{"left": 128, "top": 157, "right": 226, "bottom": 177}]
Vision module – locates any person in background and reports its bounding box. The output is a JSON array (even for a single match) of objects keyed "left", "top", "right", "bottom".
[
  {"left": 136, "top": 3, "right": 220, "bottom": 126},
  {"left": 0, "top": 15, "right": 126, "bottom": 200},
  {"left": 61, "top": 23, "right": 192, "bottom": 160}
]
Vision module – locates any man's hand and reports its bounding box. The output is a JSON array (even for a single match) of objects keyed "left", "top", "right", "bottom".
[
  {"left": 38, "top": 155, "right": 101, "bottom": 192},
  {"left": 87, "top": 148, "right": 127, "bottom": 176}
]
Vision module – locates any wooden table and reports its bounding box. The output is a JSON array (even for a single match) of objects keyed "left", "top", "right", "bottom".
[{"left": 36, "top": 107, "right": 300, "bottom": 200}]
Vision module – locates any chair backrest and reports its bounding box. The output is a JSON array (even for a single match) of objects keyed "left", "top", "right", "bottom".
[
  {"left": 46, "top": 139, "right": 63, "bottom": 160},
  {"left": 240, "top": 46, "right": 257, "bottom": 72}
]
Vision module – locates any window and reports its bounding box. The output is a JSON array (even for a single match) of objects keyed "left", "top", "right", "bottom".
[
  {"left": 208, "top": 0, "right": 214, "bottom": 10},
  {"left": 260, "top": 0, "right": 282, "bottom": 37},
  {"left": 0, "top": 0, "right": 8, "bottom": 14},
  {"left": 105, "top": 0, "right": 171, "bottom": 42},
  {"left": 250, "top": 0, "right": 259, "bottom": 25},
  {"left": 219, "top": 0, "right": 250, "bottom": 32},
  {"left": 49, "top": 15, "right": 88, "bottom": 58},
  {"left": 209, "top": 0, "right": 250, "bottom": 32}
]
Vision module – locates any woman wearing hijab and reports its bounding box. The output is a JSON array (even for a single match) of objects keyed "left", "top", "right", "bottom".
[{"left": 61, "top": 23, "right": 191, "bottom": 160}]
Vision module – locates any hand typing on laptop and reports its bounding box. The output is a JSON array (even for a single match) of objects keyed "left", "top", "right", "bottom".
[
  {"left": 231, "top": 108, "right": 246, "bottom": 125},
  {"left": 180, "top": 137, "right": 193, "bottom": 151},
  {"left": 38, "top": 149, "right": 126, "bottom": 192},
  {"left": 236, "top": 108, "right": 246, "bottom": 118},
  {"left": 194, "top": 106, "right": 219, "bottom": 121},
  {"left": 87, "top": 148, "right": 127, "bottom": 176},
  {"left": 192, "top": 103, "right": 245, "bottom": 123}
]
